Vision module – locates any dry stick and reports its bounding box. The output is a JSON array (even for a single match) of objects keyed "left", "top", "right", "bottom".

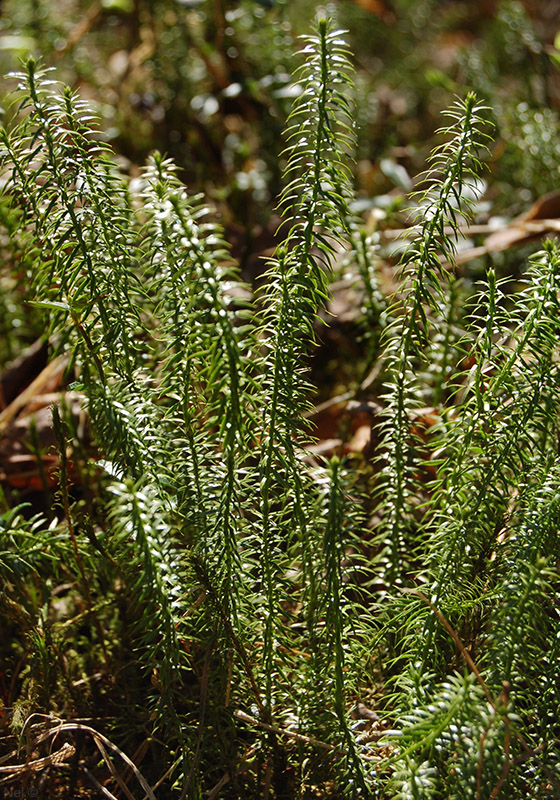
[
  {"left": 380, "top": 223, "right": 498, "bottom": 240},
  {"left": 305, "top": 357, "right": 385, "bottom": 419},
  {"left": 234, "top": 710, "right": 382, "bottom": 763},
  {"left": 263, "top": 758, "right": 273, "bottom": 800},
  {"left": 225, "top": 648, "right": 234, "bottom": 706},
  {"left": 120, "top": 740, "right": 150, "bottom": 795},
  {"left": 489, "top": 738, "right": 549, "bottom": 800},
  {"left": 489, "top": 731, "right": 512, "bottom": 800},
  {"left": 207, "top": 771, "right": 232, "bottom": 799},
  {"left": 0, "top": 750, "right": 18, "bottom": 768},
  {"left": 305, "top": 389, "right": 354, "bottom": 417},
  {"left": 206, "top": 746, "right": 258, "bottom": 800},
  {"left": 382, "top": 220, "right": 560, "bottom": 277},
  {"left": 486, "top": 724, "right": 549, "bottom": 800},
  {"left": 81, "top": 765, "right": 121, "bottom": 800},
  {"left": 40, "top": 723, "right": 157, "bottom": 800},
  {"left": 405, "top": 589, "right": 560, "bottom": 795},
  {"left": 0, "top": 743, "right": 76, "bottom": 775},
  {"left": 0, "top": 356, "right": 67, "bottom": 434},
  {"left": 476, "top": 722, "right": 493, "bottom": 800},
  {"left": 53, "top": 2, "right": 103, "bottom": 59},
  {"left": 442, "top": 220, "right": 560, "bottom": 270},
  {"left": 402, "top": 589, "right": 495, "bottom": 707},
  {"left": 142, "top": 761, "right": 176, "bottom": 799},
  {"left": 234, "top": 710, "right": 338, "bottom": 752},
  {"left": 380, "top": 219, "right": 560, "bottom": 243},
  {"left": 93, "top": 737, "right": 137, "bottom": 800}
]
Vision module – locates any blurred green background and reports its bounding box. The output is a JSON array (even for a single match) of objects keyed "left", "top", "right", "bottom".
[
  {"left": 3, "top": 0, "right": 560, "bottom": 379},
  {"left": 2, "top": 1, "right": 560, "bottom": 224}
]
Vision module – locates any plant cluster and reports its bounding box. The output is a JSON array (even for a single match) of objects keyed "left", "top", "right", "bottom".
[{"left": 0, "top": 11, "right": 559, "bottom": 800}]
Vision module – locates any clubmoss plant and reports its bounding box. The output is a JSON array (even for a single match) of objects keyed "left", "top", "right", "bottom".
[
  {"left": 0, "top": 18, "right": 371, "bottom": 796},
  {"left": 1, "top": 15, "right": 560, "bottom": 800}
]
